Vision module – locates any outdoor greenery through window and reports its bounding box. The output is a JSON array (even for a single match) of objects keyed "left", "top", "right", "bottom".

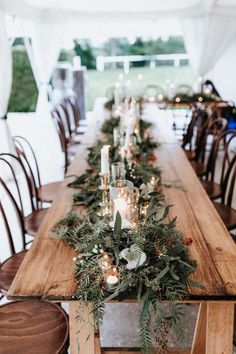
[{"left": 9, "top": 36, "right": 194, "bottom": 112}]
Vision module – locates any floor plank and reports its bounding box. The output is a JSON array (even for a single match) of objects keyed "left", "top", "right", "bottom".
[{"left": 102, "top": 349, "right": 191, "bottom": 354}]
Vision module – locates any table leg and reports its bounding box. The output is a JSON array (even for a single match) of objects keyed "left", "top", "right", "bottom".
[
  {"left": 69, "top": 301, "right": 97, "bottom": 354},
  {"left": 206, "top": 302, "right": 234, "bottom": 354},
  {"left": 191, "top": 303, "right": 207, "bottom": 354},
  {"left": 191, "top": 302, "right": 234, "bottom": 354}
]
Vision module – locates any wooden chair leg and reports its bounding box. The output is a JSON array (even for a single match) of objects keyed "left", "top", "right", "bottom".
[
  {"left": 191, "top": 302, "right": 207, "bottom": 354},
  {"left": 69, "top": 302, "right": 95, "bottom": 354},
  {"left": 206, "top": 302, "right": 234, "bottom": 354}
]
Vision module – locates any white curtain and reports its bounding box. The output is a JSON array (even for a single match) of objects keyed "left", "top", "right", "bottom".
[
  {"left": 23, "top": 20, "right": 65, "bottom": 183},
  {"left": 26, "top": 20, "right": 64, "bottom": 120},
  {"left": 0, "top": 10, "right": 14, "bottom": 154},
  {"left": 182, "top": 14, "right": 236, "bottom": 77}
]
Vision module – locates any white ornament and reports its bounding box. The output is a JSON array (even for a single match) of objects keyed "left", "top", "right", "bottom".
[{"left": 119, "top": 244, "right": 147, "bottom": 270}]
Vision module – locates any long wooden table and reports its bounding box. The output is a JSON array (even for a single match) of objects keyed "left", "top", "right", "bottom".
[{"left": 8, "top": 113, "right": 236, "bottom": 354}]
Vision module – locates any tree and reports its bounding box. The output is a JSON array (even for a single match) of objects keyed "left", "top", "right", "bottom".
[{"left": 73, "top": 40, "right": 96, "bottom": 69}]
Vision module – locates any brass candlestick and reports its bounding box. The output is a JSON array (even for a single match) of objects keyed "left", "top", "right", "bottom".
[{"left": 99, "top": 173, "right": 110, "bottom": 202}]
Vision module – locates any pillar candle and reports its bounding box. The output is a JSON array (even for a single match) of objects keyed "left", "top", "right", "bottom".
[{"left": 101, "top": 145, "right": 110, "bottom": 174}]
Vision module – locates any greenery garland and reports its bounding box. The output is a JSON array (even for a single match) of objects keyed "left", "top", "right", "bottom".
[{"left": 52, "top": 116, "right": 202, "bottom": 353}]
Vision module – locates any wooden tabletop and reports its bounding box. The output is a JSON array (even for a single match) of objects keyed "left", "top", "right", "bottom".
[{"left": 8, "top": 116, "right": 236, "bottom": 302}]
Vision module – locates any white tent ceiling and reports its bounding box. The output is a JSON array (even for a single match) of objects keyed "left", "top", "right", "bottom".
[{"left": 1, "top": 0, "right": 236, "bottom": 23}]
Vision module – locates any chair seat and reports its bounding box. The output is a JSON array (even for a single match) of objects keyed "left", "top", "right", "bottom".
[
  {"left": 0, "top": 250, "right": 27, "bottom": 294},
  {"left": 213, "top": 202, "right": 236, "bottom": 231},
  {"left": 190, "top": 160, "right": 206, "bottom": 177},
  {"left": 0, "top": 301, "right": 69, "bottom": 354},
  {"left": 184, "top": 149, "right": 196, "bottom": 160},
  {"left": 201, "top": 180, "right": 222, "bottom": 200},
  {"left": 38, "top": 182, "right": 62, "bottom": 203},
  {"left": 25, "top": 208, "right": 49, "bottom": 237}
]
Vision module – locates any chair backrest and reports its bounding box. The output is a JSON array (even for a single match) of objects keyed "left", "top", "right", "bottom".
[
  {"left": 13, "top": 136, "right": 41, "bottom": 205},
  {"left": 224, "top": 153, "right": 236, "bottom": 207},
  {"left": 195, "top": 117, "right": 227, "bottom": 165},
  {"left": 51, "top": 109, "right": 69, "bottom": 175},
  {"left": 0, "top": 177, "right": 26, "bottom": 254},
  {"left": 182, "top": 105, "right": 200, "bottom": 148},
  {"left": 189, "top": 109, "right": 209, "bottom": 160},
  {"left": 61, "top": 100, "right": 77, "bottom": 136},
  {"left": 206, "top": 129, "right": 236, "bottom": 206},
  {"left": 144, "top": 85, "right": 165, "bottom": 102},
  {"left": 176, "top": 84, "right": 194, "bottom": 97},
  {"left": 56, "top": 103, "right": 72, "bottom": 140},
  {"left": 66, "top": 96, "right": 81, "bottom": 129},
  {"left": 0, "top": 153, "right": 36, "bottom": 214}
]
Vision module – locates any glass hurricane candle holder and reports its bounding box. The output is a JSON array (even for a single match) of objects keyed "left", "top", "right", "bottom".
[
  {"left": 109, "top": 179, "right": 134, "bottom": 228},
  {"left": 111, "top": 162, "right": 126, "bottom": 181}
]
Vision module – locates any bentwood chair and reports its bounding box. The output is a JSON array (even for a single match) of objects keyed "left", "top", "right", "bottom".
[
  {"left": 182, "top": 105, "right": 200, "bottom": 151},
  {"left": 201, "top": 130, "right": 236, "bottom": 200},
  {"left": 183, "top": 108, "right": 209, "bottom": 160},
  {"left": 56, "top": 103, "right": 82, "bottom": 146},
  {"left": 0, "top": 177, "right": 27, "bottom": 298},
  {"left": 0, "top": 301, "right": 69, "bottom": 354},
  {"left": 190, "top": 117, "right": 228, "bottom": 178},
  {"left": 144, "top": 85, "right": 165, "bottom": 103},
  {"left": 0, "top": 154, "right": 48, "bottom": 239},
  {"left": 0, "top": 178, "right": 69, "bottom": 354},
  {"left": 65, "top": 96, "right": 87, "bottom": 133},
  {"left": 13, "top": 136, "right": 61, "bottom": 204},
  {"left": 51, "top": 108, "right": 72, "bottom": 175},
  {"left": 213, "top": 153, "right": 236, "bottom": 231}
]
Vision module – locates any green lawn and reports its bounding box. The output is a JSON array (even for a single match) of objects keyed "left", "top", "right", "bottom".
[
  {"left": 8, "top": 51, "right": 195, "bottom": 113},
  {"left": 85, "top": 66, "right": 195, "bottom": 111}
]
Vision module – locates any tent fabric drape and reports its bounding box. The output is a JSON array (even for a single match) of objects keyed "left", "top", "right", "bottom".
[
  {"left": 181, "top": 14, "right": 236, "bottom": 77},
  {"left": 24, "top": 20, "right": 66, "bottom": 183},
  {"left": 26, "top": 20, "right": 64, "bottom": 116},
  {"left": 0, "top": 10, "right": 15, "bottom": 155}
]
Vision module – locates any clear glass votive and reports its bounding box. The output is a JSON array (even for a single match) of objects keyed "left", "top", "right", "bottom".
[
  {"left": 132, "top": 187, "right": 140, "bottom": 206},
  {"left": 109, "top": 179, "right": 134, "bottom": 227},
  {"left": 111, "top": 162, "right": 126, "bottom": 181},
  {"left": 99, "top": 201, "right": 112, "bottom": 218},
  {"left": 140, "top": 201, "right": 150, "bottom": 218},
  {"left": 104, "top": 266, "right": 119, "bottom": 292}
]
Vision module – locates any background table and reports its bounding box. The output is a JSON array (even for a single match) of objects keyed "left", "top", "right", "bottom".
[{"left": 8, "top": 112, "right": 236, "bottom": 354}]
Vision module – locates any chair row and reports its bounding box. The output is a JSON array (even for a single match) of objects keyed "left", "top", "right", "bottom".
[
  {"left": 182, "top": 104, "right": 236, "bottom": 233},
  {"left": 51, "top": 95, "right": 86, "bottom": 175},
  {"left": 0, "top": 95, "right": 84, "bottom": 353}
]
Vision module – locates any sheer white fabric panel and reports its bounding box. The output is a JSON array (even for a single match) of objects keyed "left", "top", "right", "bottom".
[
  {"left": 24, "top": 20, "right": 65, "bottom": 183},
  {"left": 182, "top": 14, "right": 236, "bottom": 77},
  {"left": 30, "top": 20, "right": 64, "bottom": 111},
  {"left": 0, "top": 10, "right": 15, "bottom": 155}
]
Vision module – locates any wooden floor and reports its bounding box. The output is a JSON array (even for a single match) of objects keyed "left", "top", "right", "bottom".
[{"left": 102, "top": 349, "right": 191, "bottom": 354}]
